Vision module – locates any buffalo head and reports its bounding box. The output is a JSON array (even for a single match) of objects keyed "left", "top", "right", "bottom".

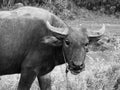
[{"left": 44, "top": 21, "right": 105, "bottom": 75}]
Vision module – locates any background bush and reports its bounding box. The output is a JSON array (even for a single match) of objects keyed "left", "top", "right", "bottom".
[
  {"left": 0, "top": 0, "right": 120, "bottom": 17},
  {"left": 73, "top": 0, "right": 120, "bottom": 15}
]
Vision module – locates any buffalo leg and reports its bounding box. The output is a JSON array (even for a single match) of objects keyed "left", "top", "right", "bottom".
[
  {"left": 17, "top": 68, "right": 37, "bottom": 90},
  {"left": 37, "top": 73, "right": 52, "bottom": 90}
]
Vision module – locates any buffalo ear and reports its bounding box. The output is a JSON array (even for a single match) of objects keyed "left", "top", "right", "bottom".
[{"left": 42, "top": 36, "right": 62, "bottom": 46}]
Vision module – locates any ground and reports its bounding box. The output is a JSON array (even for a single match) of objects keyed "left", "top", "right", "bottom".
[{"left": 0, "top": 8, "right": 120, "bottom": 90}]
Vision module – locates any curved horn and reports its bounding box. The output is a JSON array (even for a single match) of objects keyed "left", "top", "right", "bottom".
[
  {"left": 87, "top": 24, "right": 106, "bottom": 37},
  {"left": 46, "top": 21, "right": 69, "bottom": 35}
]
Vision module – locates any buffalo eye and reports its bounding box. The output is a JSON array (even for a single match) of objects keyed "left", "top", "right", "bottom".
[
  {"left": 65, "top": 39, "right": 70, "bottom": 46},
  {"left": 85, "top": 42, "right": 89, "bottom": 46},
  {"left": 84, "top": 43, "right": 89, "bottom": 52}
]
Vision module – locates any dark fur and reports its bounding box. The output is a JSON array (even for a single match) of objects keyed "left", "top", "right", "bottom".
[{"left": 0, "top": 6, "right": 95, "bottom": 90}]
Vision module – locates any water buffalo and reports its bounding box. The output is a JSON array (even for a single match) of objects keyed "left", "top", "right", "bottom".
[{"left": 0, "top": 6, "right": 105, "bottom": 90}]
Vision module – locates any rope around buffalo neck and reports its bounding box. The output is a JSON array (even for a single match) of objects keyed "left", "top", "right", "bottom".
[
  {"left": 62, "top": 47, "right": 69, "bottom": 89},
  {"left": 62, "top": 47, "right": 69, "bottom": 73}
]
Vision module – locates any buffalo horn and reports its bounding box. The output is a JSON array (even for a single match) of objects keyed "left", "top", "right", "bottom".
[
  {"left": 87, "top": 24, "right": 105, "bottom": 37},
  {"left": 46, "top": 21, "right": 69, "bottom": 35}
]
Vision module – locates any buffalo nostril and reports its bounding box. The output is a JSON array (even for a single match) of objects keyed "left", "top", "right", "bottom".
[
  {"left": 70, "top": 62, "right": 85, "bottom": 70},
  {"left": 80, "top": 63, "right": 85, "bottom": 69},
  {"left": 71, "top": 62, "right": 77, "bottom": 68}
]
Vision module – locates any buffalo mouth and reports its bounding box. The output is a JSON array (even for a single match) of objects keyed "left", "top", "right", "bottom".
[{"left": 68, "top": 63, "right": 85, "bottom": 75}]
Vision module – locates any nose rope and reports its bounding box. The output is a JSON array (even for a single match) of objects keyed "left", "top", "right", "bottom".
[
  {"left": 62, "top": 47, "right": 69, "bottom": 89},
  {"left": 62, "top": 48, "right": 69, "bottom": 73}
]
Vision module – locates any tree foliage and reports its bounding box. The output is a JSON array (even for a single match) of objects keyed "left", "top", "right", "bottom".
[
  {"left": 73, "top": 0, "right": 120, "bottom": 15},
  {"left": 0, "top": 0, "right": 48, "bottom": 7},
  {"left": 1, "top": 0, "right": 120, "bottom": 16}
]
